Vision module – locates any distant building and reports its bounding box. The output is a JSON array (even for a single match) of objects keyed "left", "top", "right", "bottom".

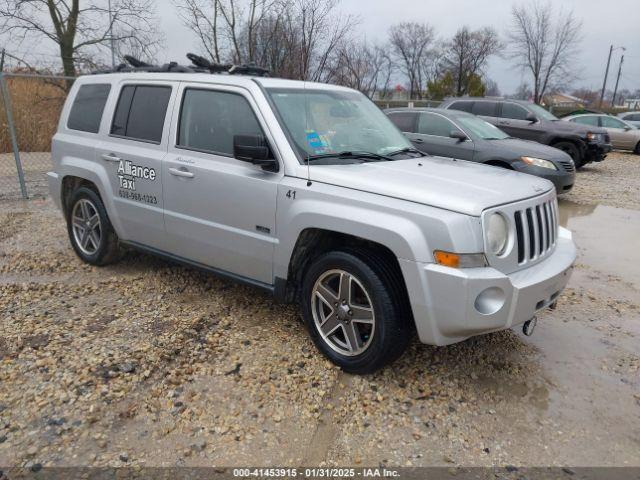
[
  {"left": 543, "top": 93, "right": 585, "bottom": 109},
  {"left": 623, "top": 98, "right": 640, "bottom": 110}
]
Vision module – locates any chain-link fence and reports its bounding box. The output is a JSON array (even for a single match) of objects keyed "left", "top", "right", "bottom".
[{"left": 0, "top": 72, "right": 75, "bottom": 200}]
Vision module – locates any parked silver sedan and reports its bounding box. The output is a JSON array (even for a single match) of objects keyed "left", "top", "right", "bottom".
[
  {"left": 618, "top": 111, "right": 640, "bottom": 128},
  {"left": 563, "top": 114, "right": 640, "bottom": 154}
]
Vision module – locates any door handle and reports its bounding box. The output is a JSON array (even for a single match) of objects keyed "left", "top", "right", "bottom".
[
  {"left": 101, "top": 153, "right": 121, "bottom": 163},
  {"left": 413, "top": 138, "right": 424, "bottom": 143},
  {"left": 169, "top": 167, "right": 195, "bottom": 179}
]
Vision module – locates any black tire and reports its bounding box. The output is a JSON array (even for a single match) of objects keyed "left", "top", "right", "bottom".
[
  {"left": 66, "top": 186, "right": 121, "bottom": 266},
  {"left": 301, "top": 249, "right": 412, "bottom": 374},
  {"left": 553, "top": 141, "right": 583, "bottom": 168},
  {"left": 635, "top": 142, "right": 640, "bottom": 155}
]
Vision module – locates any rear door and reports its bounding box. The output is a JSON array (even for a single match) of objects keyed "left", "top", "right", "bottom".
[
  {"left": 162, "top": 83, "right": 281, "bottom": 285},
  {"left": 95, "top": 82, "right": 176, "bottom": 250},
  {"left": 406, "top": 112, "right": 474, "bottom": 160}
]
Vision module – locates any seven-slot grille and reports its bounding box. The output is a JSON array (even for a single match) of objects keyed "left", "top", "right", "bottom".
[
  {"left": 559, "top": 159, "right": 575, "bottom": 172},
  {"left": 513, "top": 199, "right": 559, "bottom": 265}
]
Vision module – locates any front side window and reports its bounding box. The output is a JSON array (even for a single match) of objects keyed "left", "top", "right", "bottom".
[
  {"left": 471, "top": 101, "right": 498, "bottom": 117},
  {"left": 526, "top": 103, "right": 558, "bottom": 121},
  {"left": 111, "top": 85, "right": 172, "bottom": 143},
  {"left": 601, "top": 116, "right": 627, "bottom": 129},
  {"left": 417, "top": 113, "right": 458, "bottom": 137},
  {"left": 501, "top": 103, "right": 529, "bottom": 121},
  {"left": 571, "top": 116, "right": 599, "bottom": 127},
  {"left": 178, "top": 89, "right": 263, "bottom": 156},
  {"left": 266, "top": 88, "right": 412, "bottom": 162},
  {"left": 67, "top": 84, "right": 111, "bottom": 133},
  {"left": 455, "top": 115, "right": 509, "bottom": 140}
]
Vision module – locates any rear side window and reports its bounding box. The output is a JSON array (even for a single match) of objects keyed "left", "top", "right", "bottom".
[
  {"left": 387, "top": 112, "right": 417, "bottom": 132},
  {"left": 111, "top": 85, "right": 172, "bottom": 143},
  {"left": 448, "top": 101, "right": 473, "bottom": 113},
  {"left": 67, "top": 84, "right": 111, "bottom": 133},
  {"left": 626, "top": 113, "right": 640, "bottom": 121},
  {"left": 501, "top": 103, "right": 529, "bottom": 120},
  {"left": 178, "top": 89, "right": 263, "bottom": 156},
  {"left": 471, "top": 101, "right": 498, "bottom": 117},
  {"left": 417, "top": 113, "right": 457, "bottom": 137}
]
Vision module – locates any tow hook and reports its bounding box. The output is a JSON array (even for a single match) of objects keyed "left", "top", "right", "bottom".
[{"left": 523, "top": 317, "right": 537, "bottom": 336}]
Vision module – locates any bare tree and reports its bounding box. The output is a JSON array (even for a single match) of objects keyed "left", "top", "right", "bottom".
[
  {"left": 442, "top": 26, "right": 502, "bottom": 96},
  {"left": 0, "top": 0, "right": 162, "bottom": 78},
  {"left": 388, "top": 22, "right": 437, "bottom": 99},
  {"left": 176, "top": 0, "right": 356, "bottom": 81},
  {"left": 328, "top": 40, "right": 392, "bottom": 97},
  {"left": 508, "top": 1, "right": 582, "bottom": 104}
]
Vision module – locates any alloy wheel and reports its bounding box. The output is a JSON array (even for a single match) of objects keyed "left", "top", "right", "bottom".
[
  {"left": 71, "top": 198, "right": 102, "bottom": 255},
  {"left": 311, "top": 269, "right": 376, "bottom": 356}
]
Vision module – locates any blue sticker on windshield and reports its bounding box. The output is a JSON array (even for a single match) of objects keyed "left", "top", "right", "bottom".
[{"left": 306, "top": 130, "right": 329, "bottom": 154}]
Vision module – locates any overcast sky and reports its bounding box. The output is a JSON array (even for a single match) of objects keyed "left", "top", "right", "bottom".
[{"left": 148, "top": 0, "right": 637, "bottom": 94}]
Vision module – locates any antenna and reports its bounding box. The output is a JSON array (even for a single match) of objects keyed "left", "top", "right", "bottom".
[{"left": 305, "top": 80, "right": 312, "bottom": 187}]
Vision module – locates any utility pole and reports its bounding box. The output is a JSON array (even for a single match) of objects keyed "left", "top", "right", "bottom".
[
  {"left": 108, "top": 0, "right": 116, "bottom": 68},
  {"left": 599, "top": 45, "right": 613, "bottom": 108},
  {"left": 612, "top": 54, "right": 625, "bottom": 108}
]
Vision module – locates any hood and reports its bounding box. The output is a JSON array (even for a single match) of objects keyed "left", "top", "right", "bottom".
[
  {"left": 488, "top": 138, "right": 573, "bottom": 161},
  {"left": 541, "top": 119, "right": 606, "bottom": 136},
  {"left": 308, "top": 157, "right": 553, "bottom": 217}
]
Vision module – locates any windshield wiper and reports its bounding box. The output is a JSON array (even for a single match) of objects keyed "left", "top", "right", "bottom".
[
  {"left": 386, "top": 147, "right": 425, "bottom": 157},
  {"left": 306, "top": 151, "right": 394, "bottom": 163}
]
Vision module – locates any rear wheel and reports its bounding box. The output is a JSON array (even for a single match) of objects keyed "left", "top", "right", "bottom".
[
  {"left": 66, "top": 187, "right": 120, "bottom": 266},
  {"left": 301, "top": 249, "right": 412, "bottom": 374},
  {"left": 553, "top": 141, "right": 583, "bottom": 168}
]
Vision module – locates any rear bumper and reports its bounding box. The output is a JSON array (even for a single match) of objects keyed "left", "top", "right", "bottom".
[
  {"left": 47, "top": 171, "right": 62, "bottom": 210},
  {"left": 400, "top": 228, "right": 576, "bottom": 346}
]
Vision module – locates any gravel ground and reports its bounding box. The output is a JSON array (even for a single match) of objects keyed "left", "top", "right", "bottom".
[{"left": 0, "top": 151, "right": 639, "bottom": 469}]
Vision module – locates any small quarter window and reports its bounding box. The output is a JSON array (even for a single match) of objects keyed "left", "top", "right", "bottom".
[
  {"left": 387, "top": 112, "right": 417, "bottom": 133},
  {"left": 178, "top": 89, "right": 263, "bottom": 156},
  {"left": 111, "top": 85, "right": 171, "bottom": 143},
  {"left": 67, "top": 84, "right": 111, "bottom": 133}
]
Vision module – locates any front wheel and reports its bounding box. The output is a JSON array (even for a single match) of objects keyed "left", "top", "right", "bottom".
[
  {"left": 301, "top": 250, "right": 412, "bottom": 374},
  {"left": 635, "top": 142, "right": 640, "bottom": 155},
  {"left": 553, "top": 141, "right": 583, "bottom": 168}
]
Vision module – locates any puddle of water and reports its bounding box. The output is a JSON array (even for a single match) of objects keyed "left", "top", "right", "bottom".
[{"left": 558, "top": 200, "right": 640, "bottom": 288}]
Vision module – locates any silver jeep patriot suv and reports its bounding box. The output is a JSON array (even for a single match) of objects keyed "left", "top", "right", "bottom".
[{"left": 48, "top": 68, "right": 576, "bottom": 374}]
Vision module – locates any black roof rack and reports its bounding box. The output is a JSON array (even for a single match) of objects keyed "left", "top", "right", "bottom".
[{"left": 93, "top": 54, "right": 270, "bottom": 77}]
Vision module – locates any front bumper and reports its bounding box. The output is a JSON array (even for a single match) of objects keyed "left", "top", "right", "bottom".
[
  {"left": 586, "top": 141, "right": 612, "bottom": 162},
  {"left": 513, "top": 163, "right": 575, "bottom": 194},
  {"left": 400, "top": 229, "right": 576, "bottom": 346}
]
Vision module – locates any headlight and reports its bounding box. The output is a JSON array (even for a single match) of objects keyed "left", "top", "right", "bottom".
[
  {"left": 486, "top": 213, "right": 509, "bottom": 256},
  {"left": 521, "top": 156, "right": 558, "bottom": 170},
  {"left": 586, "top": 132, "right": 603, "bottom": 142}
]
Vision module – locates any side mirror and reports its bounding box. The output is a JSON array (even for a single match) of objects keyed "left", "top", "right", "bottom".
[
  {"left": 624, "top": 126, "right": 632, "bottom": 131},
  {"left": 450, "top": 130, "right": 468, "bottom": 142},
  {"left": 525, "top": 112, "right": 538, "bottom": 123},
  {"left": 234, "top": 134, "right": 278, "bottom": 171}
]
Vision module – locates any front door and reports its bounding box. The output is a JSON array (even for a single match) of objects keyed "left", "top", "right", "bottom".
[
  {"left": 497, "top": 102, "right": 542, "bottom": 142},
  {"left": 96, "top": 82, "right": 175, "bottom": 250},
  {"left": 406, "top": 112, "right": 474, "bottom": 160},
  {"left": 162, "top": 84, "right": 281, "bottom": 285}
]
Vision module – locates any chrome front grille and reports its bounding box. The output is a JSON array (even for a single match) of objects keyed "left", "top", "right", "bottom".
[{"left": 513, "top": 199, "right": 558, "bottom": 265}]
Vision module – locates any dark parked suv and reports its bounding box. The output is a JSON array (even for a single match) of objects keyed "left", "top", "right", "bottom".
[{"left": 440, "top": 97, "right": 612, "bottom": 168}]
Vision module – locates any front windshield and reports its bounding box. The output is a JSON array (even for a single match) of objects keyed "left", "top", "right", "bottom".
[
  {"left": 455, "top": 115, "right": 509, "bottom": 140},
  {"left": 528, "top": 103, "right": 558, "bottom": 121},
  {"left": 266, "top": 87, "right": 413, "bottom": 162}
]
